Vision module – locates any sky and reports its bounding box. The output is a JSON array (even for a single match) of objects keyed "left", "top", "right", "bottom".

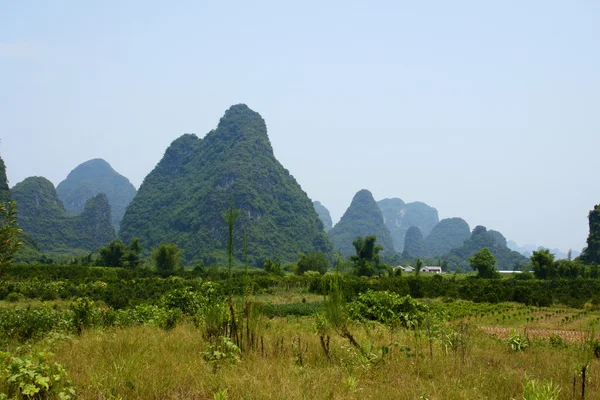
[{"left": 1, "top": 1, "right": 599, "bottom": 253}]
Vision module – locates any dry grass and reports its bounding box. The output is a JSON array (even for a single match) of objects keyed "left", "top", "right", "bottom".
[{"left": 51, "top": 317, "right": 600, "bottom": 399}]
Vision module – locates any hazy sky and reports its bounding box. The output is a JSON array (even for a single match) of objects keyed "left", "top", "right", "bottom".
[{"left": 1, "top": 1, "right": 599, "bottom": 253}]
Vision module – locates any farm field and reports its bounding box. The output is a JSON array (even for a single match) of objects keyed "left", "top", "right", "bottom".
[{"left": 2, "top": 275, "right": 600, "bottom": 400}]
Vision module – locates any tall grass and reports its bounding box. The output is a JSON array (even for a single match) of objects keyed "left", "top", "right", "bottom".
[{"left": 47, "top": 318, "right": 600, "bottom": 399}]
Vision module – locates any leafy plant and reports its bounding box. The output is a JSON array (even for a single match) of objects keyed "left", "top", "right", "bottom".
[
  {"left": 201, "top": 336, "right": 241, "bottom": 373},
  {"left": 508, "top": 329, "right": 529, "bottom": 352},
  {"left": 0, "top": 351, "right": 76, "bottom": 399},
  {"left": 516, "top": 375, "right": 560, "bottom": 400}
]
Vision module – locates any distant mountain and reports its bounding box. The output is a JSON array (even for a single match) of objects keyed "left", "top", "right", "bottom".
[
  {"left": 1, "top": 155, "right": 41, "bottom": 261},
  {"left": 580, "top": 204, "right": 600, "bottom": 264},
  {"left": 404, "top": 226, "right": 426, "bottom": 258},
  {"left": 424, "top": 218, "right": 471, "bottom": 257},
  {"left": 507, "top": 240, "right": 580, "bottom": 260},
  {"left": 12, "top": 176, "right": 115, "bottom": 254},
  {"left": 443, "top": 225, "right": 527, "bottom": 271},
  {"left": 329, "top": 189, "right": 394, "bottom": 255},
  {"left": 56, "top": 158, "right": 137, "bottom": 231},
  {"left": 313, "top": 201, "right": 333, "bottom": 231},
  {"left": 377, "top": 198, "right": 439, "bottom": 252},
  {"left": 119, "top": 104, "right": 331, "bottom": 265},
  {"left": 0, "top": 155, "right": 11, "bottom": 204}
]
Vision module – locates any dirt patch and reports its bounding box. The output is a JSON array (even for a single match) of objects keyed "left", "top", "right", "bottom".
[{"left": 480, "top": 326, "right": 595, "bottom": 344}]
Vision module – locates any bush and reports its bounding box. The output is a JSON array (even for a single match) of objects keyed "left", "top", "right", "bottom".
[
  {"left": 347, "top": 290, "right": 428, "bottom": 328},
  {"left": 6, "top": 292, "right": 24, "bottom": 302},
  {"left": 0, "top": 351, "right": 76, "bottom": 399}
]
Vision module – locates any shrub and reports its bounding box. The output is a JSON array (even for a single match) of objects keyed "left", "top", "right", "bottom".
[
  {"left": 347, "top": 290, "right": 428, "bottom": 328},
  {"left": 6, "top": 292, "right": 24, "bottom": 303},
  {"left": 0, "top": 351, "right": 76, "bottom": 399}
]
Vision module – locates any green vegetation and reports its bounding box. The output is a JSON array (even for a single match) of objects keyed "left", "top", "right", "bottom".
[
  {"left": 312, "top": 200, "right": 333, "bottom": 231},
  {"left": 4, "top": 262, "right": 600, "bottom": 398},
  {"left": 470, "top": 247, "right": 500, "bottom": 278},
  {"left": 580, "top": 204, "right": 600, "bottom": 264},
  {"left": 329, "top": 190, "right": 394, "bottom": 255},
  {"left": 295, "top": 252, "right": 329, "bottom": 275},
  {"left": 350, "top": 235, "right": 390, "bottom": 277},
  {"left": 152, "top": 243, "right": 183, "bottom": 272},
  {"left": 97, "top": 237, "right": 143, "bottom": 268},
  {"left": 443, "top": 225, "right": 527, "bottom": 271},
  {"left": 377, "top": 197, "right": 439, "bottom": 252},
  {"left": 56, "top": 158, "right": 137, "bottom": 231},
  {"left": 403, "top": 226, "right": 426, "bottom": 258},
  {"left": 0, "top": 202, "right": 22, "bottom": 271},
  {"left": 12, "top": 177, "right": 116, "bottom": 255},
  {"left": 119, "top": 104, "right": 331, "bottom": 265},
  {"left": 424, "top": 217, "right": 471, "bottom": 257},
  {"left": 0, "top": 155, "right": 11, "bottom": 204}
]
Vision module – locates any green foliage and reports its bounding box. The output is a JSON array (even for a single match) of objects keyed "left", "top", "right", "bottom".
[
  {"left": 508, "top": 329, "right": 529, "bottom": 352},
  {"left": 119, "top": 104, "right": 332, "bottom": 265},
  {"left": 222, "top": 196, "right": 241, "bottom": 279},
  {"left": 296, "top": 252, "right": 329, "bottom": 275},
  {"left": 443, "top": 226, "right": 527, "bottom": 272},
  {"left": 201, "top": 336, "right": 241, "bottom": 373},
  {"left": 56, "top": 158, "right": 137, "bottom": 231},
  {"left": 0, "top": 201, "right": 22, "bottom": 271},
  {"left": 0, "top": 155, "right": 11, "bottom": 204},
  {"left": 404, "top": 227, "right": 426, "bottom": 258},
  {"left": 347, "top": 290, "right": 428, "bottom": 328},
  {"left": 350, "top": 235, "right": 388, "bottom": 277},
  {"left": 470, "top": 248, "right": 500, "bottom": 279},
  {"left": 12, "top": 177, "right": 115, "bottom": 255},
  {"left": 152, "top": 243, "right": 183, "bottom": 272},
  {"left": 424, "top": 217, "right": 471, "bottom": 257},
  {"left": 377, "top": 198, "right": 439, "bottom": 253},
  {"left": 70, "top": 297, "right": 95, "bottom": 335},
  {"left": 580, "top": 204, "right": 600, "bottom": 265},
  {"left": 0, "top": 351, "right": 76, "bottom": 400},
  {"left": 313, "top": 201, "right": 333, "bottom": 231},
  {"left": 329, "top": 190, "right": 394, "bottom": 256},
  {"left": 97, "top": 237, "right": 143, "bottom": 268},
  {"left": 263, "top": 258, "right": 282, "bottom": 275},
  {"left": 530, "top": 249, "right": 556, "bottom": 279},
  {"left": 518, "top": 375, "right": 560, "bottom": 400}
]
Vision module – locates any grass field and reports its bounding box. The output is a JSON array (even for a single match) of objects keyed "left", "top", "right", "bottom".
[{"left": 2, "top": 286, "right": 600, "bottom": 399}]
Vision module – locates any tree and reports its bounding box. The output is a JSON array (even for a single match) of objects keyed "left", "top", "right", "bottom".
[
  {"left": 0, "top": 201, "right": 22, "bottom": 272},
  {"left": 263, "top": 258, "right": 282, "bottom": 275},
  {"left": 152, "top": 243, "right": 183, "bottom": 272},
  {"left": 530, "top": 249, "right": 556, "bottom": 279},
  {"left": 98, "top": 239, "right": 127, "bottom": 267},
  {"left": 222, "top": 196, "right": 241, "bottom": 279},
  {"left": 415, "top": 258, "right": 423, "bottom": 277},
  {"left": 469, "top": 247, "right": 499, "bottom": 278},
  {"left": 122, "top": 238, "right": 143, "bottom": 268},
  {"left": 296, "top": 252, "right": 329, "bottom": 275},
  {"left": 97, "top": 237, "right": 142, "bottom": 268},
  {"left": 351, "top": 235, "right": 387, "bottom": 277}
]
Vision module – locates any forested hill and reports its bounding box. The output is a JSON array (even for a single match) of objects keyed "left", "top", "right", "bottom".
[
  {"left": 443, "top": 225, "right": 528, "bottom": 271},
  {"left": 424, "top": 217, "right": 471, "bottom": 257},
  {"left": 12, "top": 176, "right": 115, "bottom": 254},
  {"left": 56, "top": 158, "right": 137, "bottom": 231},
  {"left": 0, "top": 155, "right": 11, "bottom": 204},
  {"left": 377, "top": 198, "right": 439, "bottom": 252},
  {"left": 313, "top": 201, "right": 333, "bottom": 232},
  {"left": 328, "top": 189, "right": 394, "bottom": 255},
  {"left": 119, "top": 104, "right": 332, "bottom": 265}
]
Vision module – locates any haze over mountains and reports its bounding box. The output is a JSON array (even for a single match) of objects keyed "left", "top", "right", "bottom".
[
  {"left": 12, "top": 177, "right": 115, "bottom": 254},
  {"left": 119, "top": 104, "right": 331, "bottom": 265},
  {"left": 56, "top": 159, "right": 137, "bottom": 231},
  {"left": 2, "top": 104, "right": 582, "bottom": 268}
]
